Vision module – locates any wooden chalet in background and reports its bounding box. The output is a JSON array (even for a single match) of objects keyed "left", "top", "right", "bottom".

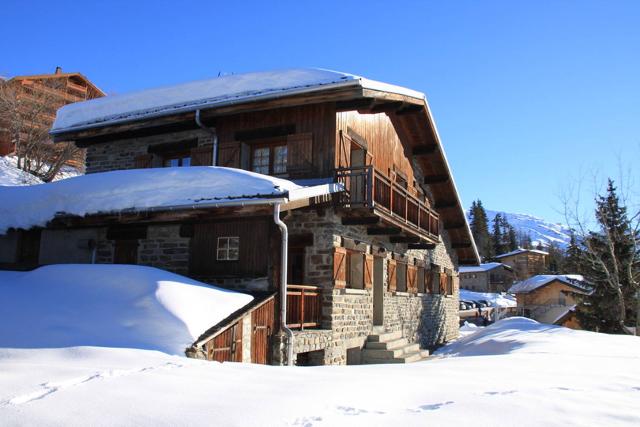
[
  {"left": 1, "top": 69, "right": 479, "bottom": 365},
  {"left": 0, "top": 67, "right": 104, "bottom": 156}
]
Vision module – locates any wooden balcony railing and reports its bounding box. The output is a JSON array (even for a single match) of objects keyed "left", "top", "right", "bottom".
[
  {"left": 286, "top": 285, "right": 322, "bottom": 330},
  {"left": 334, "top": 166, "right": 439, "bottom": 240}
]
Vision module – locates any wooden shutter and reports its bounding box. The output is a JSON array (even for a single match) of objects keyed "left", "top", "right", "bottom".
[
  {"left": 218, "top": 143, "right": 240, "bottom": 168},
  {"left": 190, "top": 145, "right": 213, "bottom": 166},
  {"left": 407, "top": 265, "right": 418, "bottom": 293},
  {"left": 439, "top": 272, "right": 447, "bottom": 295},
  {"left": 364, "top": 254, "right": 373, "bottom": 290},
  {"left": 333, "top": 247, "right": 347, "bottom": 289},
  {"left": 287, "top": 133, "right": 313, "bottom": 176},
  {"left": 387, "top": 259, "right": 396, "bottom": 292},
  {"left": 134, "top": 154, "right": 153, "bottom": 169}
]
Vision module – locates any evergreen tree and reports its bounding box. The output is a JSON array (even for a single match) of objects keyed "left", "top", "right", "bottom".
[
  {"left": 492, "top": 213, "right": 508, "bottom": 255},
  {"left": 468, "top": 199, "right": 494, "bottom": 261},
  {"left": 575, "top": 179, "right": 639, "bottom": 333},
  {"left": 507, "top": 225, "right": 518, "bottom": 251},
  {"left": 546, "top": 242, "right": 565, "bottom": 274},
  {"left": 563, "top": 231, "right": 583, "bottom": 274}
]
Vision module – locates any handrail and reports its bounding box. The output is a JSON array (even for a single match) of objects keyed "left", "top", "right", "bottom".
[
  {"left": 286, "top": 284, "right": 322, "bottom": 330},
  {"left": 334, "top": 166, "right": 439, "bottom": 239}
]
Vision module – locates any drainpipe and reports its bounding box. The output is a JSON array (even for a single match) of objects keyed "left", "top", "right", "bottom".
[
  {"left": 274, "top": 202, "right": 294, "bottom": 366},
  {"left": 195, "top": 109, "right": 218, "bottom": 166}
]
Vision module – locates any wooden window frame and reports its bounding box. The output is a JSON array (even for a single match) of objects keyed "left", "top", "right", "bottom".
[
  {"left": 216, "top": 236, "right": 240, "bottom": 261},
  {"left": 396, "top": 261, "right": 408, "bottom": 292},
  {"left": 250, "top": 138, "right": 288, "bottom": 176},
  {"left": 345, "top": 249, "right": 365, "bottom": 290},
  {"left": 162, "top": 150, "right": 192, "bottom": 167}
]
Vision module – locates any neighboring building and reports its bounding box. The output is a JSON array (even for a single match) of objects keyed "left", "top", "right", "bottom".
[
  {"left": 0, "top": 69, "right": 479, "bottom": 365},
  {"left": 459, "top": 262, "right": 515, "bottom": 293},
  {"left": 0, "top": 67, "right": 104, "bottom": 156},
  {"left": 495, "top": 248, "right": 548, "bottom": 280},
  {"left": 509, "top": 274, "right": 590, "bottom": 326}
]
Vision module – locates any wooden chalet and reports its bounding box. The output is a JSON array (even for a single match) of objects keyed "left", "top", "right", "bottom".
[
  {"left": 2, "top": 69, "right": 479, "bottom": 365},
  {"left": 0, "top": 67, "right": 104, "bottom": 156}
]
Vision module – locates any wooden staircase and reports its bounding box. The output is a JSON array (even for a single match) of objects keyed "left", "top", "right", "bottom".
[{"left": 361, "top": 328, "right": 429, "bottom": 364}]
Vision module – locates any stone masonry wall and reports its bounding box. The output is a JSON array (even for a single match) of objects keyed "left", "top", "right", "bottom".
[
  {"left": 137, "top": 225, "right": 190, "bottom": 275},
  {"left": 84, "top": 129, "right": 214, "bottom": 174},
  {"left": 284, "top": 208, "right": 460, "bottom": 365}
]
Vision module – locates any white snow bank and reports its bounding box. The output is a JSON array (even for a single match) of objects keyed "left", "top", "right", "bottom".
[
  {"left": 459, "top": 262, "right": 507, "bottom": 273},
  {"left": 1, "top": 317, "right": 639, "bottom": 426},
  {"left": 0, "top": 265, "right": 253, "bottom": 354},
  {"left": 460, "top": 289, "right": 516, "bottom": 307},
  {"left": 509, "top": 274, "right": 586, "bottom": 294},
  {"left": 0, "top": 166, "right": 339, "bottom": 234},
  {"left": 52, "top": 68, "right": 425, "bottom": 133},
  {"left": 0, "top": 156, "right": 43, "bottom": 186},
  {"left": 459, "top": 321, "right": 482, "bottom": 337}
]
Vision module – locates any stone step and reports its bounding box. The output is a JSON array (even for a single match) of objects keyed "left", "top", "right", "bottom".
[
  {"left": 361, "top": 348, "right": 430, "bottom": 365},
  {"left": 361, "top": 347, "right": 405, "bottom": 360},
  {"left": 401, "top": 343, "right": 420, "bottom": 354},
  {"left": 367, "top": 330, "right": 402, "bottom": 343},
  {"left": 365, "top": 338, "right": 408, "bottom": 350}
]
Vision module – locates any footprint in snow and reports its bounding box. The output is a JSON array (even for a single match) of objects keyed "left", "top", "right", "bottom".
[
  {"left": 291, "top": 415, "right": 323, "bottom": 426},
  {"left": 336, "top": 406, "right": 385, "bottom": 416},
  {"left": 484, "top": 390, "right": 518, "bottom": 396},
  {"left": 408, "top": 401, "right": 454, "bottom": 412}
]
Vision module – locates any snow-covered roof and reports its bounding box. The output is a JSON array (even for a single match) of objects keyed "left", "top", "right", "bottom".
[
  {"left": 0, "top": 265, "right": 253, "bottom": 354},
  {"left": 509, "top": 274, "right": 587, "bottom": 294},
  {"left": 495, "top": 248, "right": 549, "bottom": 259},
  {"left": 459, "top": 262, "right": 512, "bottom": 274},
  {"left": 51, "top": 68, "right": 425, "bottom": 135},
  {"left": 0, "top": 166, "right": 342, "bottom": 233}
]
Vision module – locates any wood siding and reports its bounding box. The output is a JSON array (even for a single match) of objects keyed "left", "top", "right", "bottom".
[
  {"left": 214, "top": 104, "right": 336, "bottom": 177},
  {"left": 189, "top": 219, "right": 271, "bottom": 278}
]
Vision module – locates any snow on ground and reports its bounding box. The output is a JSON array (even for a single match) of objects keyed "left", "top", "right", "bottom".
[
  {"left": 1, "top": 317, "right": 638, "bottom": 426},
  {"left": 0, "top": 166, "right": 310, "bottom": 233},
  {"left": 0, "top": 156, "right": 43, "bottom": 186},
  {"left": 460, "top": 289, "right": 517, "bottom": 307},
  {"left": 0, "top": 265, "right": 253, "bottom": 354}
]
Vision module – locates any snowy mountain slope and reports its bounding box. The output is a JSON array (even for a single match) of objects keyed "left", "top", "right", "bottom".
[{"left": 470, "top": 209, "right": 572, "bottom": 248}]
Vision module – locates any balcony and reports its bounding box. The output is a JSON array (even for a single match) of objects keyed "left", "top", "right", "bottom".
[
  {"left": 334, "top": 166, "right": 439, "bottom": 243},
  {"left": 286, "top": 285, "right": 322, "bottom": 330}
]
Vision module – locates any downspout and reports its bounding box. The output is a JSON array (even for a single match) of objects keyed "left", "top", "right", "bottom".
[
  {"left": 195, "top": 109, "right": 218, "bottom": 166},
  {"left": 273, "top": 202, "right": 294, "bottom": 366}
]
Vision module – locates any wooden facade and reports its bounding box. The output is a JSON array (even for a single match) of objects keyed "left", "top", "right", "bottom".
[{"left": 0, "top": 68, "right": 104, "bottom": 156}]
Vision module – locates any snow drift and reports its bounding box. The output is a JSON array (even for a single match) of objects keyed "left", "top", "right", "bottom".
[
  {"left": 0, "top": 265, "right": 253, "bottom": 354},
  {"left": 0, "top": 166, "right": 303, "bottom": 234}
]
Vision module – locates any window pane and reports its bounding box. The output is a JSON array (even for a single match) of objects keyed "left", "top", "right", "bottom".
[
  {"left": 228, "top": 249, "right": 239, "bottom": 260},
  {"left": 252, "top": 147, "right": 270, "bottom": 174},
  {"left": 217, "top": 249, "right": 227, "bottom": 260},
  {"left": 182, "top": 157, "right": 191, "bottom": 167},
  {"left": 169, "top": 158, "right": 180, "bottom": 167},
  {"left": 228, "top": 238, "right": 239, "bottom": 249},
  {"left": 273, "top": 145, "right": 287, "bottom": 174}
]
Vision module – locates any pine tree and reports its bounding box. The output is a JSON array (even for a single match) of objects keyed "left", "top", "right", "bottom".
[
  {"left": 575, "top": 179, "right": 639, "bottom": 333},
  {"left": 564, "top": 231, "right": 583, "bottom": 274},
  {"left": 468, "top": 199, "right": 494, "bottom": 261},
  {"left": 507, "top": 225, "right": 518, "bottom": 251}
]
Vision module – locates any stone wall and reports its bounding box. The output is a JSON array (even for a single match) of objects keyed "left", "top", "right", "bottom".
[
  {"left": 84, "top": 129, "right": 213, "bottom": 174},
  {"left": 284, "top": 208, "right": 460, "bottom": 365},
  {"left": 137, "top": 225, "right": 190, "bottom": 275}
]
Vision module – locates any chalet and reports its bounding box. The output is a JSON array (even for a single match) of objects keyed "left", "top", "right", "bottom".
[
  {"left": 509, "top": 274, "right": 590, "bottom": 326},
  {"left": 0, "top": 67, "right": 104, "bottom": 156},
  {"left": 459, "top": 262, "right": 515, "bottom": 293},
  {"left": 495, "top": 248, "right": 548, "bottom": 281},
  {"left": 0, "top": 69, "right": 479, "bottom": 365}
]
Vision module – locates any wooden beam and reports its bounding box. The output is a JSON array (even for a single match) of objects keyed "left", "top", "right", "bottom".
[
  {"left": 444, "top": 222, "right": 468, "bottom": 231},
  {"left": 369, "top": 101, "right": 404, "bottom": 114},
  {"left": 394, "top": 104, "right": 424, "bottom": 115},
  {"left": 367, "top": 227, "right": 402, "bottom": 236},
  {"left": 423, "top": 174, "right": 450, "bottom": 185},
  {"left": 412, "top": 145, "right": 438, "bottom": 156},
  {"left": 336, "top": 98, "right": 376, "bottom": 112},
  {"left": 408, "top": 242, "right": 436, "bottom": 250},
  {"left": 434, "top": 201, "right": 458, "bottom": 210},
  {"left": 451, "top": 242, "right": 472, "bottom": 249},
  {"left": 342, "top": 216, "right": 380, "bottom": 226},
  {"left": 389, "top": 235, "right": 421, "bottom": 244}
]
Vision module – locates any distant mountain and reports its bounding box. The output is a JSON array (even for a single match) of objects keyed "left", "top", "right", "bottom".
[{"left": 469, "top": 209, "right": 572, "bottom": 249}]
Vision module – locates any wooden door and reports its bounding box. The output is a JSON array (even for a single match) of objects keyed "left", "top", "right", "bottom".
[
  {"left": 349, "top": 147, "right": 366, "bottom": 204},
  {"left": 251, "top": 298, "right": 275, "bottom": 364},
  {"left": 207, "top": 322, "right": 243, "bottom": 362},
  {"left": 114, "top": 239, "right": 138, "bottom": 264}
]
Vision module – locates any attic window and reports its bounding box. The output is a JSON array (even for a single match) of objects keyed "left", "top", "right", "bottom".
[{"left": 216, "top": 237, "right": 239, "bottom": 261}]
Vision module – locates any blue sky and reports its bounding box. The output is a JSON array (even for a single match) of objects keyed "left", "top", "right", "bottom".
[{"left": 2, "top": 1, "right": 638, "bottom": 223}]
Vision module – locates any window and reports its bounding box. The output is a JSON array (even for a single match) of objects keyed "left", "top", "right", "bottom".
[
  {"left": 396, "top": 262, "right": 407, "bottom": 292},
  {"left": 346, "top": 250, "right": 364, "bottom": 289},
  {"left": 251, "top": 143, "right": 287, "bottom": 175},
  {"left": 216, "top": 236, "right": 239, "bottom": 261},
  {"left": 163, "top": 152, "right": 191, "bottom": 167}
]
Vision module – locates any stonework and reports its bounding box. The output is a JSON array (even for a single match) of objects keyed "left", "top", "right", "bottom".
[
  {"left": 84, "top": 129, "right": 213, "bottom": 174},
  {"left": 284, "top": 208, "right": 460, "bottom": 365},
  {"left": 137, "top": 225, "right": 190, "bottom": 275}
]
